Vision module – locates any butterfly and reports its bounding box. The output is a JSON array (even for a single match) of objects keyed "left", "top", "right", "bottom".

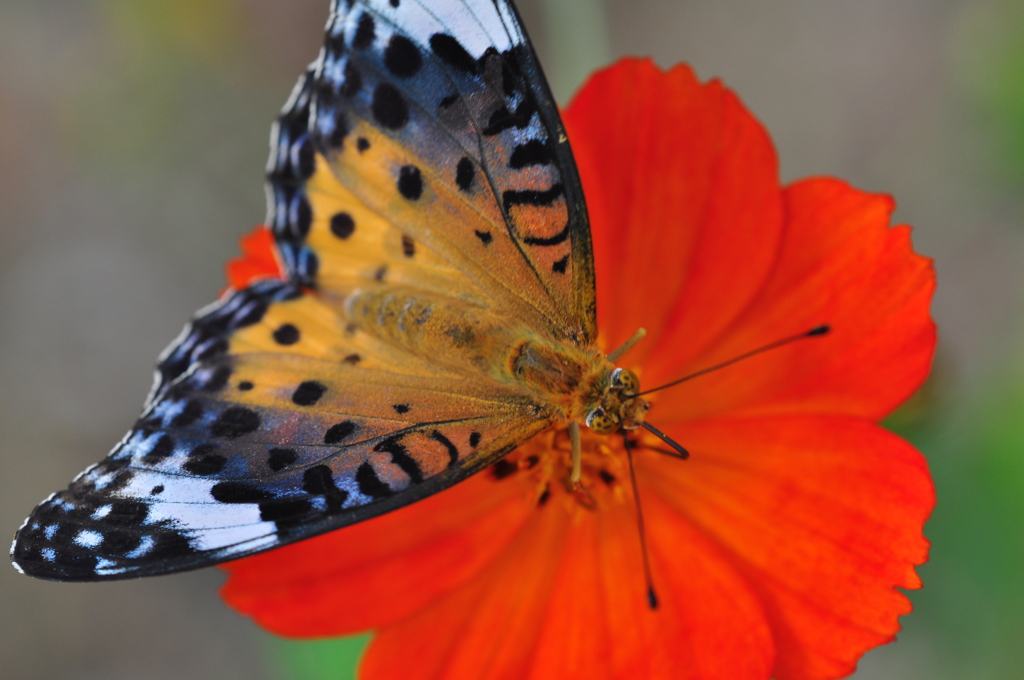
[{"left": 11, "top": 0, "right": 653, "bottom": 581}]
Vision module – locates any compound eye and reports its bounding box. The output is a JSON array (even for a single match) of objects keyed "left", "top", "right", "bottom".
[
  {"left": 586, "top": 408, "right": 619, "bottom": 434},
  {"left": 613, "top": 368, "right": 641, "bottom": 394}
]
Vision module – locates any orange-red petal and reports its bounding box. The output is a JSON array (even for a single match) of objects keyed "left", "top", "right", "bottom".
[
  {"left": 361, "top": 484, "right": 776, "bottom": 680},
  {"left": 646, "top": 415, "right": 934, "bottom": 679},
  {"left": 564, "top": 58, "right": 784, "bottom": 367},
  {"left": 564, "top": 60, "right": 935, "bottom": 425},
  {"left": 220, "top": 470, "right": 536, "bottom": 636},
  {"left": 217, "top": 57, "right": 937, "bottom": 680},
  {"left": 649, "top": 178, "right": 935, "bottom": 424},
  {"left": 225, "top": 225, "right": 283, "bottom": 290}
]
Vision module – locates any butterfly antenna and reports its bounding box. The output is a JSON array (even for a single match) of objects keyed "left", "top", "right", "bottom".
[
  {"left": 640, "top": 422, "right": 689, "bottom": 459},
  {"left": 637, "top": 325, "right": 830, "bottom": 396},
  {"left": 623, "top": 432, "right": 659, "bottom": 610},
  {"left": 606, "top": 328, "right": 647, "bottom": 364}
]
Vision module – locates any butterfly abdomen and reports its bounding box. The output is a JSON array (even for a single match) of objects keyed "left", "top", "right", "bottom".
[
  {"left": 345, "top": 285, "right": 606, "bottom": 419},
  {"left": 346, "top": 286, "right": 530, "bottom": 375}
]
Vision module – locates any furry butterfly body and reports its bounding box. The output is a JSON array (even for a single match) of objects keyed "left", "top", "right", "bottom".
[{"left": 12, "top": 0, "right": 644, "bottom": 581}]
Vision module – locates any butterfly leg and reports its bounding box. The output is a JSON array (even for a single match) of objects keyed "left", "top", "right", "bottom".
[{"left": 569, "top": 421, "right": 582, "bottom": 486}]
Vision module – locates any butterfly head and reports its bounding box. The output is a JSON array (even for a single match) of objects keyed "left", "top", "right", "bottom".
[{"left": 585, "top": 368, "right": 650, "bottom": 434}]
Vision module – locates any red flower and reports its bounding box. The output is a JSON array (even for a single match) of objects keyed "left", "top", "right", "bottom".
[
  {"left": 220, "top": 59, "right": 936, "bottom": 680},
  {"left": 225, "top": 225, "right": 282, "bottom": 290}
]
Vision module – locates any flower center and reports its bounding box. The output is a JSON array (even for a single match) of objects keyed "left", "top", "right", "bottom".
[{"left": 489, "top": 424, "right": 655, "bottom": 511}]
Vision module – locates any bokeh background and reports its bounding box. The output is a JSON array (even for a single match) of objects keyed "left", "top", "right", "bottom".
[{"left": 1, "top": 0, "right": 1022, "bottom": 678}]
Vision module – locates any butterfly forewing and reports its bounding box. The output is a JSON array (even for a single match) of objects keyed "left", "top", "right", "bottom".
[
  {"left": 12, "top": 0, "right": 594, "bottom": 581},
  {"left": 271, "top": 0, "right": 595, "bottom": 344}
]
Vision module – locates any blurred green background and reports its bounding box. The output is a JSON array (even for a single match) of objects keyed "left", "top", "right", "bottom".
[{"left": 1, "top": 0, "right": 1022, "bottom": 678}]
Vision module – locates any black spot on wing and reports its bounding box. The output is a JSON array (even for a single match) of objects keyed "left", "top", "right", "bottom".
[
  {"left": 148, "top": 532, "right": 198, "bottom": 561},
  {"left": 352, "top": 13, "right": 375, "bottom": 50},
  {"left": 474, "top": 230, "right": 492, "bottom": 245},
  {"left": 210, "top": 407, "right": 261, "bottom": 439},
  {"left": 503, "top": 184, "right": 564, "bottom": 212},
  {"left": 429, "top": 34, "right": 478, "bottom": 74},
  {"left": 332, "top": 112, "right": 351, "bottom": 149},
  {"left": 211, "top": 482, "right": 272, "bottom": 504},
  {"left": 202, "top": 365, "right": 232, "bottom": 392},
  {"left": 273, "top": 323, "right": 300, "bottom": 345},
  {"left": 430, "top": 430, "right": 459, "bottom": 467},
  {"left": 509, "top": 140, "right": 552, "bottom": 169},
  {"left": 183, "top": 452, "right": 227, "bottom": 476},
  {"left": 469, "top": 432, "right": 482, "bottom": 448},
  {"left": 372, "top": 83, "right": 409, "bottom": 129},
  {"left": 373, "top": 437, "right": 423, "bottom": 484},
  {"left": 401, "top": 235, "right": 416, "bottom": 257},
  {"left": 293, "top": 195, "right": 313, "bottom": 237},
  {"left": 238, "top": 381, "right": 254, "bottom": 391},
  {"left": 259, "top": 498, "right": 313, "bottom": 525},
  {"left": 339, "top": 61, "right": 362, "bottom": 98},
  {"left": 292, "top": 248, "right": 319, "bottom": 289},
  {"left": 384, "top": 35, "right": 422, "bottom": 78},
  {"left": 105, "top": 500, "right": 151, "bottom": 527},
  {"left": 195, "top": 338, "right": 229, "bottom": 362},
  {"left": 357, "top": 137, "right": 370, "bottom": 152},
  {"left": 142, "top": 434, "right": 175, "bottom": 463},
  {"left": 324, "top": 420, "right": 357, "bottom": 444},
  {"left": 397, "top": 165, "right": 423, "bottom": 200},
  {"left": 482, "top": 95, "right": 538, "bottom": 136},
  {"left": 303, "top": 465, "right": 349, "bottom": 513},
  {"left": 552, "top": 255, "right": 569, "bottom": 274},
  {"left": 189, "top": 443, "right": 218, "bottom": 458},
  {"left": 456, "top": 156, "right": 475, "bottom": 191},
  {"left": 292, "top": 381, "right": 326, "bottom": 406},
  {"left": 106, "top": 528, "right": 148, "bottom": 555},
  {"left": 331, "top": 212, "right": 355, "bottom": 239},
  {"left": 356, "top": 461, "right": 393, "bottom": 499},
  {"left": 392, "top": 403, "right": 410, "bottom": 414},
  {"left": 234, "top": 299, "right": 269, "bottom": 327},
  {"left": 294, "top": 136, "right": 315, "bottom": 179},
  {"left": 268, "top": 447, "right": 298, "bottom": 472},
  {"left": 523, "top": 223, "right": 570, "bottom": 247},
  {"left": 325, "top": 24, "right": 346, "bottom": 59}
]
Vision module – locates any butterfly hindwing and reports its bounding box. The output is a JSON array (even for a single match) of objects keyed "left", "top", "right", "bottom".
[{"left": 12, "top": 283, "right": 552, "bottom": 580}]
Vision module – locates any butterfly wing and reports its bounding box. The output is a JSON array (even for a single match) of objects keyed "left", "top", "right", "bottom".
[
  {"left": 12, "top": 0, "right": 594, "bottom": 581},
  {"left": 12, "top": 281, "right": 552, "bottom": 580},
  {"left": 273, "top": 0, "right": 595, "bottom": 344}
]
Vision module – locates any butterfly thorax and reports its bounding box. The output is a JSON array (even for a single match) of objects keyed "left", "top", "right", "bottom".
[{"left": 507, "top": 338, "right": 605, "bottom": 418}]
